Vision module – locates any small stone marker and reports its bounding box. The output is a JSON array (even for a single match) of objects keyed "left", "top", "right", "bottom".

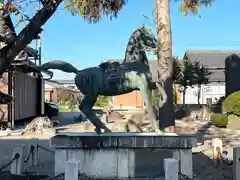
[
  {"left": 212, "top": 138, "right": 222, "bottom": 166},
  {"left": 233, "top": 146, "right": 240, "bottom": 180},
  {"left": 164, "top": 158, "right": 178, "bottom": 180},
  {"left": 65, "top": 160, "right": 80, "bottom": 180},
  {"left": 10, "top": 145, "right": 26, "bottom": 175}
]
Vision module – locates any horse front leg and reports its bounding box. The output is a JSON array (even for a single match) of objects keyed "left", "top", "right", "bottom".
[
  {"left": 139, "top": 84, "right": 163, "bottom": 134},
  {"left": 79, "top": 94, "right": 112, "bottom": 134}
]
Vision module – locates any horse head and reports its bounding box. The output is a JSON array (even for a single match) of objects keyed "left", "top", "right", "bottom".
[
  {"left": 124, "top": 24, "right": 157, "bottom": 64},
  {"left": 137, "top": 24, "right": 157, "bottom": 49}
]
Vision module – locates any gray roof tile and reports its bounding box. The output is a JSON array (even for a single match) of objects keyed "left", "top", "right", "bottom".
[{"left": 184, "top": 50, "right": 240, "bottom": 68}]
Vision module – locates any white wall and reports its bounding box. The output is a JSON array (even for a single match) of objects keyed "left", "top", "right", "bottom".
[
  {"left": 201, "top": 84, "right": 225, "bottom": 104},
  {"left": 182, "top": 86, "right": 198, "bottom": 104},
  {"left": 45, "top": 82, "right": 55, "bottom": 89},
  {"left": 182, "top": 84, "right": 225, "bottom": 104},
  {"left": 45, "top": 81, "right": 77, "bottom": 90}
]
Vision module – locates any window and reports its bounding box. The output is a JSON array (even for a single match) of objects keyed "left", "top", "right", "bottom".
[
  {"left": 206, "top": 98, "right": 212, "bottom": 106},
  {"left": 204, "top": 86, "right": 212, "bottom": 93}
]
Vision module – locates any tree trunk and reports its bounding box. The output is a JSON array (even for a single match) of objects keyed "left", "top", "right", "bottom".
[
  {"left": 197, "top": 84, "right": 201, "bottom": 104},
  {"left": 173, "top": 83, "right": 177, "bottom": 104},
  {"left": 156, "top": 0, "right": 175, "bottom": 132},
  {"left": 183, "top": 88, "right": 186, "bottom": 105}
]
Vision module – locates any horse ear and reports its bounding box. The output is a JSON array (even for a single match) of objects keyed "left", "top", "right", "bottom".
[{"left": 140, "top": 24, "right": 145, "bottom": 29}]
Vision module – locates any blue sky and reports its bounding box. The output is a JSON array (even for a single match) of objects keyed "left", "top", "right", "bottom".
[{"left": 24, "top": 0, "right": 240, "bottom": 79}]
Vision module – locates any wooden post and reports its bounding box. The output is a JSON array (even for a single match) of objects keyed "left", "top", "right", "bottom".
[{"left": 212, "top": 138, "right": 222, "bottom": 166}]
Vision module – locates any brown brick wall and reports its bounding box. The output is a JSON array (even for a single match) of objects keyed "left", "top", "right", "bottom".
[
  {"left": 45, "top": 88, "right": 58, "bottom": 102},
  {"left": 45, "top": 87, "right": 79, "bottom": 103},
  {"left": 113, "top": 90, "right": 143, "bottom": 108},
  {"left": 45, "top": 89, "right": 52, "bottom": 102}
]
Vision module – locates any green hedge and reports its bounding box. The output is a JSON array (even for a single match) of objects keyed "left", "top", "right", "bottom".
[
  {"left": 211, "top": 113, "right": 228, "bottom": 127},
  {"left": 59, "top": 104, "right": 79, "bottom": 112},
  {"left": 222, "top": 91, "right": 240, "bottom": 116}
]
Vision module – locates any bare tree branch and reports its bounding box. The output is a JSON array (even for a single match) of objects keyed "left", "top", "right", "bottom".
[{"left": 0, "top": 0, "right": 63, "bottom": 75}]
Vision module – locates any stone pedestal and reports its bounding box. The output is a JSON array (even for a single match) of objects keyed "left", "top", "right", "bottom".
[{"left": 51, "top": 132, "right": 196, "bottom": 179}]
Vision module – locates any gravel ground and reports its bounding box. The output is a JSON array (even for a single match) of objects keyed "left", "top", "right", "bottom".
[{"left": 193, "top": 153, "right": 233, "bottom": 180}]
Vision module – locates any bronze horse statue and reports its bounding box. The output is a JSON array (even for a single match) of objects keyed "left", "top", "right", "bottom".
[{"left": 31, "top": 25, "right": 167, "bottom": 134}]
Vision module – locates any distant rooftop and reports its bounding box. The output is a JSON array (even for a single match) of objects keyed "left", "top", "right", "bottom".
[
  {"left": 53, "top": 79, "right": 75, "bottom": 84},
  {"left": 184, "top": 50, "right": 240, "bottom": 82},
  {"left": 184, "top": 50, "right": 240, "bottom": 68}
]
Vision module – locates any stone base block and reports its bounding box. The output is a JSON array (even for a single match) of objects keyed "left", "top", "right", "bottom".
[{"left": 51, "top": 132, "right": 195, "bottom": 179}]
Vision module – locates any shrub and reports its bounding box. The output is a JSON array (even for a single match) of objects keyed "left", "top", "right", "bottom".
[
  {"left": 222, "top": 91, "right": 240, "bottom": 116},
  {"left": 95, "top": 96, "right": 108, "bottom": 107},
  {"left": 211, "top": 113, "right": 228, "bottom": 127},
  {"left": 151, "top": 90, "right": 158, "bottom": 107}
]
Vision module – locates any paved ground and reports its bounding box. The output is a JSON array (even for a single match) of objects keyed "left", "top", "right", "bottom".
[{"left": 55, "top": 112, "right": 81, "bottom": 125}]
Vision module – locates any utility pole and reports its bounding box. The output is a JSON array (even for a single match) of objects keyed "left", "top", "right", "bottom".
[
  {"left": 35, "top": 1, "right": 45, "bottom": 115},
  {"left": 36, "top": 0, "right": 42, "bottom": 66}
]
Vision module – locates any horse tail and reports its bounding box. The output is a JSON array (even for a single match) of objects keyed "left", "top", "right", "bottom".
[{"left": 38, "top": 60, "right": 79, "bottom": 74}]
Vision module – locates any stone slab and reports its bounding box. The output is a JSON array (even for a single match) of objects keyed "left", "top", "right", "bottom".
[{"left": 50, "top": 132, "right": 196, "bottom": 149}]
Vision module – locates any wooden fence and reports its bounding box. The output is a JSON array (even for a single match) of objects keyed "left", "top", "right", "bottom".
[{"left": 10, "top": 71, "right": 42, "bottom": 125}]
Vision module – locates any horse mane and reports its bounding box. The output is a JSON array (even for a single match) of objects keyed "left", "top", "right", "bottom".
[
  {"left": 123, "top": 28, "right": 149, "bottom": 64},
  {"left": 99, "top": 26, "right": 151, "bottom": 70}
]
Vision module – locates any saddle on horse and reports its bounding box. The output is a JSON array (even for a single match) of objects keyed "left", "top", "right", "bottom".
[{"left": 99, "top": 62, "right": 122, "bottom": 85}]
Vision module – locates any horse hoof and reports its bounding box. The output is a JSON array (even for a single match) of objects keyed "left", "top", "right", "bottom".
[
  {"left": 155, "top": 129, "right": 164, "bottom": 135},
  {"left": 94, "top": 128, "right": 102, "bottom": 134},
  {"left": 104, "top": 129, "right": 112, "bottom": 133}
]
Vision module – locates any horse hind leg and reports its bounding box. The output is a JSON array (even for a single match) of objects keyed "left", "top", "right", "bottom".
[
  {"left": 78, "top": 94, "right": 112, "bottom": 134},
  {"left": 74, "top": 93, "right": 86, "bottom": 122}
]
